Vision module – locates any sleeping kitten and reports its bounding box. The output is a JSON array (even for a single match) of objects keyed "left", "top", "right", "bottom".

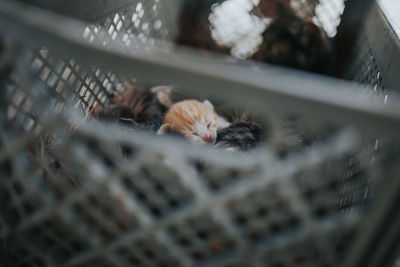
[
  {"left": 157, "top": 99, "right": 230, "bottom": 145},
  {"left": 214, "top": 120, "right": 263, "bottom": 151},
  {"left": 88, "top": 85, "right": 171, "bottom": 132}
]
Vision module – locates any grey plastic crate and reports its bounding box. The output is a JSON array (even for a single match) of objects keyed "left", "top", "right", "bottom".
[{"left": 0, "top": 0, "right": 400, "bottom": 267}]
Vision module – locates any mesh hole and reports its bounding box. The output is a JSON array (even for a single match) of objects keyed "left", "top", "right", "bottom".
[
  {"left": 121, "top": 163, "right": 193, "bottom": 219},
  {"left": 168, "top": 215, "right": 236, "bottom": 263},
  {"left": 113, "top": 237, "right": 181, "bottom": 267}
]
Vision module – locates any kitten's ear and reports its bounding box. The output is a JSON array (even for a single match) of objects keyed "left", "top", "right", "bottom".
[
  {"left": 203, "top": 100, "right": 214, "bottom": 110},
  {"left": 157, "top": 123, "right": 171, "bottom": 135},
  {"left": 217, "top": 116, "right": 231, "bottom": 130},
  {"left": 151, "top": 85, "right": 173, "bottom": 108}
]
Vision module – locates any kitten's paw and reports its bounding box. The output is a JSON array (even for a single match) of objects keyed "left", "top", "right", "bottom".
[{"left": 157, "top": 123, "right": 171, "bottom": 135}]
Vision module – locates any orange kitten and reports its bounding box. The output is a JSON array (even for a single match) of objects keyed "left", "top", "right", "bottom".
[{"left": 157, "top": 99, "right": 230, "bottom": 145}]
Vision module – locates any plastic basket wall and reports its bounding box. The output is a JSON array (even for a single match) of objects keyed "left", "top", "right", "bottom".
[
  {"left": 344, "top": 2, "right": 400, "bottom": 95},
  {"left": 0, "top": 0, "right": 400, "bottom": 267}
]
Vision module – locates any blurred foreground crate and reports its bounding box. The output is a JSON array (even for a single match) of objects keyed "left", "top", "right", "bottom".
[{"left": 0, "top": 0, "right": 400, "bottom": 267}]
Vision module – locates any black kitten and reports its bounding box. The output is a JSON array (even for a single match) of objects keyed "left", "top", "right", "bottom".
[{"left": 215, "top": 120, "right": 263, "bottom": 151}]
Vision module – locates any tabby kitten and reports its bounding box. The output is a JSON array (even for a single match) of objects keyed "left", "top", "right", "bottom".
[
  {"left": 89, "top": 85, "right": 171, "bottom": 132},
  {"left": 214, "top": 117, "right": 264, "bottom": 151}
]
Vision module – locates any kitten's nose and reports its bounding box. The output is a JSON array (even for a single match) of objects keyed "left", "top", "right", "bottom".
[{"left": 203, "top": 135, "right": 213, "bottom": 143}]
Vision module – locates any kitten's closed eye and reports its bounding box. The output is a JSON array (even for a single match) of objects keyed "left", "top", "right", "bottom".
[{"left": 158, "top": 99, "right": 229, "bottom": 145}]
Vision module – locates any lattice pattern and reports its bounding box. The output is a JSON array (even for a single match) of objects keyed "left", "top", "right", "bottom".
[
  {"left": 28, "top": 48, "right": 128, "bottom": 114},
  {"left": 0, "top": 0, "right": 399, "bottom": 267},
  {"left": 79, "top": 0, "right": 184, "bottom": 62},
  {"left": 167, "top": 213, "right": 236, "bottom": 264},
  {"left": 112, "top": 236, "right": 183, "bottom": 267},
  {"left": 1, "top": 111, "right": 395, "bottom": 266},
  {"left": 226, "top": 182, "right": 303, "bottom": 245},
  {"left": 5, "top": 77, "right": 41, "bottom": 133},
  {"left": 2, "top": 237, "right": 52, "bottom": 266},
  {"left": 346, "top": 35, "right": 387, "bottom": 94},
  {"left": 121, "top": 163, "right": 195, "bottom": 219},
  {"left": 0, "top": 151, "right": 47, "bottom": 226}
]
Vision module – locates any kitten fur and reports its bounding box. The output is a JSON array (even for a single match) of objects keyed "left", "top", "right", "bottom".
[
  {"left": 214, "top": 112, "right": 264, "bottom": 151},
  {"left": 157, "top": 99, "right": 230, "bottom": 145},
  {"left": 89, "top": 106, "right": 140, "bottom": 131},
  {"left": 89, "top": 85, "right": 171, "bottom": 132}
]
